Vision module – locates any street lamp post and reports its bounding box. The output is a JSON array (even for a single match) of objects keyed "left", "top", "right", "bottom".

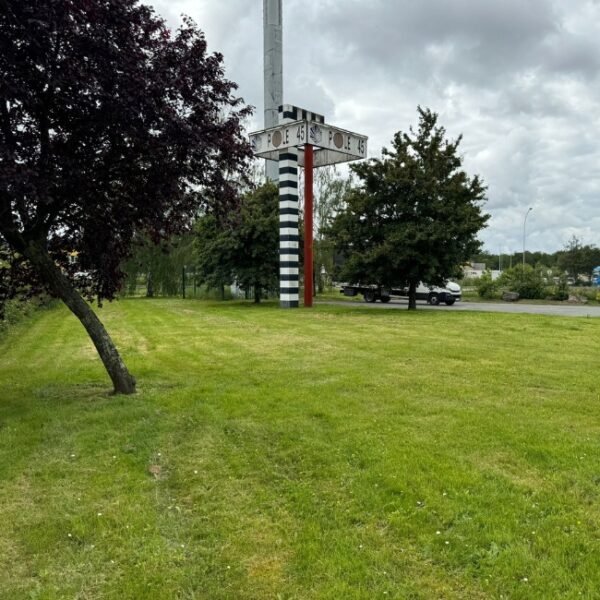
[{"left": 522, "top": 207, "right": 533, "bottom": 267}]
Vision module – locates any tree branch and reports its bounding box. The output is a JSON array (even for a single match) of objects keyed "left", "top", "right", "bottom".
[
  {"left": 0, "top": 98, "right": 16, "bottom": 153},
  {"left": 34, "top": 27, "right": 62, "bottom": 229}
]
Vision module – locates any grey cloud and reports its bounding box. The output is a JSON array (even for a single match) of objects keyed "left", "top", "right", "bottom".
[
  {"left": 148, "top": 0, "right": 600, "bottom": 253},
  {"left": 306, "top": 0, "right": 558, "bottom": 85}
]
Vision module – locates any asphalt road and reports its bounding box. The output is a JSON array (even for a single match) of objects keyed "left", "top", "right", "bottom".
[{"left": 322, "top": 299, "right": 600, "bottom": 318}]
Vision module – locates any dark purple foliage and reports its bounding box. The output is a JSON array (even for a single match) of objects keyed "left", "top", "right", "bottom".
[{"left": 0, "top": 0, "right": 253, "bottom": 308}]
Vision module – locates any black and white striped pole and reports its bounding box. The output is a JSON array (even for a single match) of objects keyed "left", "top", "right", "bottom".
[
  {"left": 277, "top": 113, "right": 300, "bottom": 307},
  {"left": 277, "top": 105, "right": 324, "bottom": 308}
]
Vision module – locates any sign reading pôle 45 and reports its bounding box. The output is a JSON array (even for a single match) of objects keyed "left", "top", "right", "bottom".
[{"left": 250, "top": 120, "right": 367, "bottom": 160}]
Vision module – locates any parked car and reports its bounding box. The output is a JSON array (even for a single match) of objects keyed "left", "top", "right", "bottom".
[{"left": 401, "top": 282, "right": 461, "bottom": 305}]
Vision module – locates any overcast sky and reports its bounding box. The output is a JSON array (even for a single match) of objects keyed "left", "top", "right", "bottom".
[{"left": 149, "top": 0, "right": 600, "bottom": 254}]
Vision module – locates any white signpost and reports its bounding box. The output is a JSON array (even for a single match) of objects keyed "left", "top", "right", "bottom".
[
  {"left": 250, "top": 121, "right": 367, "bottom": 167},
  {"left": 250, "top": 104, "right": 367, "bottom": 308}
]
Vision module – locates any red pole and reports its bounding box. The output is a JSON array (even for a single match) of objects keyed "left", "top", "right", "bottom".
[{"left": 304, "top": 143, "right": 314, "bottom": 307}]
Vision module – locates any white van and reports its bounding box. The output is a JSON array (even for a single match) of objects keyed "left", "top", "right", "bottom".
[
  {"left": 409, "top": 282, "right": 461, "bottom": 305},
  {"left": 341, "top": 281, "right": 461, "bottom": 305}
]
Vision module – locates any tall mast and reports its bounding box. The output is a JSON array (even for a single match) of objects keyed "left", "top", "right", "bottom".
[{"left": 263, "top": 0, "right": 283, "bottom": 181}]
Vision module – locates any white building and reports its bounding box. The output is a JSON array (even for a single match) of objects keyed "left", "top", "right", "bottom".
[{"left": 462, "top": 263, "right": 501, "bottom": 280}]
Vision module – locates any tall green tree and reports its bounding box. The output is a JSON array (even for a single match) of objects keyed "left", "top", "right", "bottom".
[
  {"left": 194, "top": 213, "right": 236, "bottom": 298},
  {"left": 329, "top": 107, "right": 489, "bottom": 309},
  {"left": 195, "top": 182, "right": 279, "bottom": 303}
]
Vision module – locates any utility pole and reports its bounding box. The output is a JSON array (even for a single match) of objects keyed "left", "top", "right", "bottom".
[
  {"left": 263, "top": 0, "right": 283, "bottom": 182},
  {"left": 523, "top": 207, "right": 533, "bottom": 267}
]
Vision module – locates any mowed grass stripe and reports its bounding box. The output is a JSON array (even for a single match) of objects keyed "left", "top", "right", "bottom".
[{"left": 0, "top": 299, "right": 599, "bottom": 599}]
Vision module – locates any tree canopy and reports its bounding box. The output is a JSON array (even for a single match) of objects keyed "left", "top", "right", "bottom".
[
  {"left": 0, "top": 0, "right": 252, "bottom": 392},
  {"left": 313, "top": 168, "right": 353, "bottom": 293},
  {"left": 556, "top": 236, "right": 600, "bottom": 283},
  {"left": 195, "top": 182, "right": 279, "bottom": 303},
  {"left": 329, "top": 107, "right": 489, "bottom": 309},
  {"left": 121, "top": 233, "right": 195, "bottom": 298}
]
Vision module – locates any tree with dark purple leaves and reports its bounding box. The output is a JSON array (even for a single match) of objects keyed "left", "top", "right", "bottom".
[{"left": 0, "top": 0, "right": 253, "bottom": 394}]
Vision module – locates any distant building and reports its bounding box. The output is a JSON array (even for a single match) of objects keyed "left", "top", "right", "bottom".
[{"left": 462, "top": 262, "right": 501, "bottom": 281}]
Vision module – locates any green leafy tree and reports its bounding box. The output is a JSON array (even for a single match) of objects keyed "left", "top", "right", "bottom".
[
  {"left": 194, "top": 213, "right": 236, "bottom": 298},
  {"left": 235, "top": 183, "right": 279, "bottom": 302},
  {"left": 122, "top": 234, "right": 195, "bottom": 297},
  {"left": 314, "top": 168, "right": 353, "bottom": 293},
  {"left": 557, "top": 236, "right": 600, "bottom": 282},
  {"left": 469, "top": 251, "right": 500, "bottom": 271},
  {"left": 527, "top": 251, "right": 558, "bottom": 268},
  {"left": 195, "top": 182, "right": 279, "bottom": 303},
  {"left": 328, "top": 107, "right": 489, "bottom": 309}
]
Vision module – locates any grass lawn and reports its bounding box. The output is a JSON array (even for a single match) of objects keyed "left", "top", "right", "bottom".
[{"left": 0, "top": 299, "right": 599, "bottom": 599}]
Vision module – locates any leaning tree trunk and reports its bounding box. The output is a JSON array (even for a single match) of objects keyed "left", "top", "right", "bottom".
[
  {"left": 22, "top": 240, "right": 136, "bottom": 394},
  {"left": 408, "top": 280, "right": 417, "bottom": 310}
]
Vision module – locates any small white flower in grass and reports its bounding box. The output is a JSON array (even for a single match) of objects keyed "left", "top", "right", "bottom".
[
  {"left": 226, "top": 565, "right": 231, "bottom": 570},
  {"left": 97, "top": 512, "right": 102, "bottom": 517},
  {"left": 157, "top": 452, "right": 162, "bottom": 457},
  {"left": 522, "top": 577, "right": 528, "bottom": 583},
  {"left": 70, "top": 454, "right": 76, "bottom": 458},
  {"left": 445, "top": 541, "right": 450, "bottom": 545},
  {"left": 68, "top": 533, "right": 72, "bottom": 538},
  {"left": 436, "top": 531, "right": 441, "bottom": 535},
  {"left": 181, "top": 544, "right": 185, "bottom": 548},
  {"left": 194, "top": 470, "right": 198, "bottom": 474}
]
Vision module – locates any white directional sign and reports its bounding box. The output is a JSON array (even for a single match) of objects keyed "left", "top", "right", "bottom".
[{"left": 250, "top": 120, "right": 368, "bottom": 167}]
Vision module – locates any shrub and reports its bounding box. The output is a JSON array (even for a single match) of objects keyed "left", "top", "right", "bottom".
[
  {"left": 571, "top": 287, "right": 599, "bottom": 303},
  {"left": 498, "top": 265, "right": 547, "bottom": 299},
  {"left": 476, "top": 271, "right": 499, "bottom": 299},
  {"left": 550, "top": 275, "right": 570, "bottom": 301}
]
